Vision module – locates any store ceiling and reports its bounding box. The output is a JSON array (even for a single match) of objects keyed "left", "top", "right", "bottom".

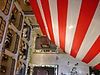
[
  {"left": 29, "top": 0, "right": 100, "bottom": 70},
  {"left": 17, "top": 0, "right": 100, "bottom": 70}
]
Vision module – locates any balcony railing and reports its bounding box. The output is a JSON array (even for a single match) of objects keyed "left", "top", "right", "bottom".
[
  {"left": 4, "top": 29, "right": 20, "bottom": 53},
  {"left": 0, "top": 0, "right": 12, "bottom": 15},
  {"left": 22, "top": 25, "right": 31, "bottom": 41},
  {"left": 0, "top": 16, "right": 6, "bottom": 43},
  {"left": 0, "top": 54, "right": 15, "bottom": 75},
  {"left": 10, "top": 6, "right": 23, "bottom": 31}
]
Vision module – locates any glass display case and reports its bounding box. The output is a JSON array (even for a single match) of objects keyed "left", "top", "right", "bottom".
[{"left": 35, "top": 36, "right": 57, "bottom": 53}]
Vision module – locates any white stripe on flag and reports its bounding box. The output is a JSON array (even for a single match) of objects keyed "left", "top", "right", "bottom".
[
  {"left": 37, "top": 0, "right": 50, "bottom": 39},
  {"left": 88, "top": 53, "right": 100, "bottom": 67},
  {"left": 48, "top": 0, "right": 60, "bottom": 46},
  {"left": 65, "top": 0, "right": 82, "bottom": 54},
  {"left": 76, "top": 2, "right": 100, "bottom": 60}
]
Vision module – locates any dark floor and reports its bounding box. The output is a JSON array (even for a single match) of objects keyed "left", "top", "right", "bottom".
[{"left": 32, "top": 67, "right": 55, "bottom": 75}]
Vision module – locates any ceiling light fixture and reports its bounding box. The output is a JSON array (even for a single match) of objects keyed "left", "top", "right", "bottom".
[{"left": 69, "top": 25, "right": 73, "bottom": 29}]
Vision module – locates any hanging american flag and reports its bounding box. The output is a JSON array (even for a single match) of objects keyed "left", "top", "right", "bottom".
[{"left": 29, "top": 0, "right": 100, "bottom": 70}]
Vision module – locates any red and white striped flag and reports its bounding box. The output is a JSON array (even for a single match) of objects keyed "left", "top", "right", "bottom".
[{"left": 29, "top": 0, "right": 100, "bottom": 70}]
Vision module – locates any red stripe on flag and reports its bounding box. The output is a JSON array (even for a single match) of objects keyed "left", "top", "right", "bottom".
[
  {"left": 82, "top": 36, "right": 100, "bottom": 63},
  {"left": 57, "top": 0, "right": 68, "bottom": 51},
  {"left": 94, "top": 63, "right": 100, "bottom": 70},
  {"left": 40, "top": 0, "right": 55, "bottom": 43},
  {"left": 29, "top": 0, "right": 47, "bottom": 35},
  {"left": 70, "top": 0, "right": 99, "bottom": 57}
]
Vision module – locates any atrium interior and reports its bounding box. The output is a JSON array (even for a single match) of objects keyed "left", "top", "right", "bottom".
[{"left": 0, "top": 0, "right": 100, "bottom": 75}]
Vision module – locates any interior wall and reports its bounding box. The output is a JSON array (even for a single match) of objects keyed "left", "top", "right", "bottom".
[{"left": 32, "top": 53, "right": 89, "bottom": 75}]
